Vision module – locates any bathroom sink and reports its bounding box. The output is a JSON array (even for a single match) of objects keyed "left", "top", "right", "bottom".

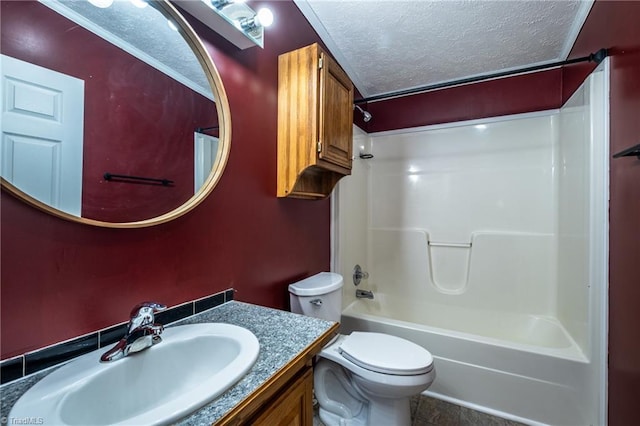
[{"left": 10, "top": 323, "right": 260, "bottom": 425}]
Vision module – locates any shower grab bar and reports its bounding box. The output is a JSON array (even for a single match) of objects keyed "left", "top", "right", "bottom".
[{"left": 428, "top": 241, "right": 472, "bottom": 248}]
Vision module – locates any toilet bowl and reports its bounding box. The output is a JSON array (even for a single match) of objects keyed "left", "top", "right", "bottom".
[
  {"left": 315, "top": 334, "right": 435, "bottom": 426},
  {"left": 288, "top": 272, "right": 435, "bottom": 426}
]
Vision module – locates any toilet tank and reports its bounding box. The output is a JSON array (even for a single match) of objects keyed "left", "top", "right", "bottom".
[{"left": 288, "top": 272, "right": 343, "bottom": 322}]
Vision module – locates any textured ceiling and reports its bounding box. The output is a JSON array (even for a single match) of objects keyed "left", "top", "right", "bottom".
[{"left": 294, "top": 0, "right": 594, "bottom": 99}]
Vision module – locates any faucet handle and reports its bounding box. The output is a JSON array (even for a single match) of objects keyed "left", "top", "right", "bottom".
[
  {"left": 128, "top": 302, "right": 166, "bottom": 333},
  {"left": 353, "top": 264, "right": 369, "bottom": 286},
  {"left": 129, "top": 302, "right": 167, "bottom": 318}
]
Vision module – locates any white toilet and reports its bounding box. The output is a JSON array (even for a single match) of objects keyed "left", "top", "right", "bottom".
[{"left": 288, "top": 272, "right": 435, "bottom": 426}]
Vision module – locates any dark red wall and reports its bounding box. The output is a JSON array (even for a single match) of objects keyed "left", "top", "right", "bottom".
[
  {"left": 0, "top": 0, "right": 330, "bottom": 359},
  {"left": 366, "top": 69, "right": 563, "bottom": 132},
  {"left": 1, "top": 1, "right": 217, "bottom": 222},
  {"left": 564, "top": 2, "right": 640, "bottom": 424}
]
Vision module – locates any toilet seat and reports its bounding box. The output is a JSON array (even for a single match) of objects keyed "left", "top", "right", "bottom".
[
  {"left": 320, "top": 334, "right": 435, "bottom": 390},
  {"left": 339, "top": 332, "right": 433, "bottom": 376}
]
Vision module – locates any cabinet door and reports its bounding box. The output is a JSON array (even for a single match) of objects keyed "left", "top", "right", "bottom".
[
  {"left": 250, "top": 367, "right": 313, "bottom": 426},
  {"left": 318, "top": 52, "right": 353, "bottom": 170}
]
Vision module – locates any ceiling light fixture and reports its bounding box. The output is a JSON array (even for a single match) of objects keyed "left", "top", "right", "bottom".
[
  {"left": 88, "top": 0, "right": 114, "bottom": 8},
  {"left": 239, "top": 7, "right": 274, "bottom": 31},
  {"left": 130, "top": 0, "right": 148, "bottom": 8},
  {"left": 210, "top": 0, "right": 240, "bottom": 8},
  {"left": 167, "top": 19, "right": 179, "bottom": 32},
  {"left": 175, "top": 0, "right": 272, "bottom": 48}
]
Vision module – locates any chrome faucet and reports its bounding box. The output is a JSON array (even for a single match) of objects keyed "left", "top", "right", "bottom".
[
  {"left": 100, "top": 302, "right": 167, "bottom": 362},
  {"left": 356, "top": 289, "right": 374, "bottom": 299}
]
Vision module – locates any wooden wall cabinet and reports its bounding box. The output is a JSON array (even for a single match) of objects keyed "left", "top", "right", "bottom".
[{"left": 277, "top": 43, "right": 354, "bottom": 199}]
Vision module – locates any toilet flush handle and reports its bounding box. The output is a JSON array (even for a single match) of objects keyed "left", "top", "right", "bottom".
[{"left": 310, "top": 299, "right": 323, "bottom": 307}]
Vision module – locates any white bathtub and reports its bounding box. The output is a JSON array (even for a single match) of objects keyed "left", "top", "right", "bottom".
[{"left": 340, "top": 296, "right": 592, "bottom": 426}]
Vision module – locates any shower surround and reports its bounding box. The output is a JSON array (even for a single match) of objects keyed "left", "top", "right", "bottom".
[{"left": 333, "top": 67, "right": 608, "bottom": 425}]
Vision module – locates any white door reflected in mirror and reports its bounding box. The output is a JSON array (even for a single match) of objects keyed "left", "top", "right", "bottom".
[{"left": 1, "top": 54, "right": 84, "bottom": 216}]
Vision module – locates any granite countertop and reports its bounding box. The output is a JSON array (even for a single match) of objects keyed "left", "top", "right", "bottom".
[{"left": 0, "top": 301, "right": 337, "bottom": 425}]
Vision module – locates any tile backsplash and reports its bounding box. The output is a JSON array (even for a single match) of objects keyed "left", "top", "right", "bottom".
[{"left": 0, "top": 289, "right": 234, "bottom": 385}]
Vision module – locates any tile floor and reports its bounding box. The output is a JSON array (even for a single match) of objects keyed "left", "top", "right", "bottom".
[{"left": 314, "top": 394, "right": 526, "bottom": 426}]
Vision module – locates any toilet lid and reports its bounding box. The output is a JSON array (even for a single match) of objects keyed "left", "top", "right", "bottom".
[{"left": 339, "top": 332, "right": 433, "bottom": 376}]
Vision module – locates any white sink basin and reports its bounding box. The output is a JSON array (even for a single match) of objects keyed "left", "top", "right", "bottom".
[{"left": 10, "top": 323, "right": 260, "bottom": 425}]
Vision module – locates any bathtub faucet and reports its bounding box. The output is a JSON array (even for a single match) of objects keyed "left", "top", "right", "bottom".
[
  {"left": 100, "top": 302, "right": 167, "bottom": 362},
  {"left": 356, "top": 289, "right": 374, "bottom": 299}
]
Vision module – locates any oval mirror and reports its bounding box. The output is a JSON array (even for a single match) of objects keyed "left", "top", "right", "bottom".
[{"left": 0, "top": 0, "right": 231, "bottom": 228}]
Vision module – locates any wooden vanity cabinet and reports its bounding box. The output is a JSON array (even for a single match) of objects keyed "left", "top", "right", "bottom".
[
  {"left": 250, "top": 367, "right": 313, "bottom": 426},
  {"left": 277, "top": 43, "right": 354, "bottom": 199},
  {"left": 215, "top": 323, "right": 338, "bottom": 426}
]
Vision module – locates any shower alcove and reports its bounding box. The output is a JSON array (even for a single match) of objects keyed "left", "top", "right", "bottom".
[{"left": 333, "top": 64, "right": 609, "bottom": 426}]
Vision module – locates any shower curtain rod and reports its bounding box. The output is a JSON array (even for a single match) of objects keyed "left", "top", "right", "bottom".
[{"left": 354, "top": 48, "right": 608, "bottom": 104}]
